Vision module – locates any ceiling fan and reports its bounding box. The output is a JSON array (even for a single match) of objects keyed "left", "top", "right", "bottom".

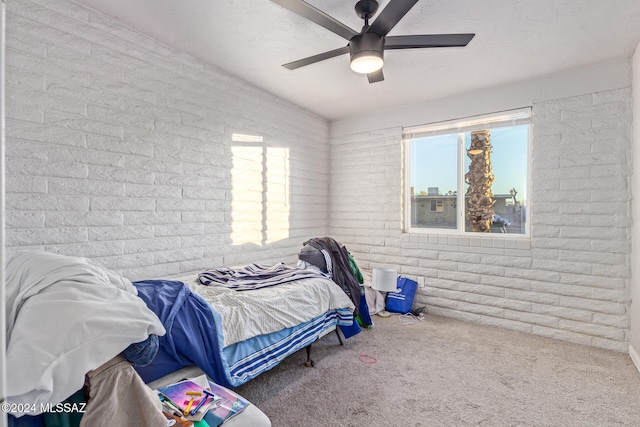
[{"left": 271, "top": 0, "right": 475, "bottom": 83}]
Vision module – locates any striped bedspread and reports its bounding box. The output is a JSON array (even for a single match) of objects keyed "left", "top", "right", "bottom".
[
  {"left": 177, "top": 273, "right": 355, "bottom": 347},
  {"left": 198, "top": 262, "right": 329, "bottom": 290},
  {"left": 224, "top": 310, "right": 352, "bottom": 384}
]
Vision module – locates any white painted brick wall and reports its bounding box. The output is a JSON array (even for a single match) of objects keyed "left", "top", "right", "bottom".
[
  {"left": 330, "top": 88, "right": 632, "bottom": 352},
  {"left": 5, "top": 0, "right": 330, "bottom": 279},
  {"left": 7, "top": 0, "right": 634, "bottom": 354}
]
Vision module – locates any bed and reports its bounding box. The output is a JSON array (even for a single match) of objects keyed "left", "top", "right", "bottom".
[
  {"left": 132, "top": 265, "right": 357, "bottom": 389},
  {"left": 4, "top": 247, "right": 361, "bottom": 420}
]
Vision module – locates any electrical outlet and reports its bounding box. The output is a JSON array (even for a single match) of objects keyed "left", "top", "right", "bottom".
[{"left": 417, "top": 277, "right": 425, "bottom": 288}]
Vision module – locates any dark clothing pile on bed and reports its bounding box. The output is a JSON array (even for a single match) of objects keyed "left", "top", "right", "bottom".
[
  {"left": 300, "top": 237, "right": 363, "bottom": 316},
  {"left": 299, "top": 244, "right": 329, "bottom": 272}
]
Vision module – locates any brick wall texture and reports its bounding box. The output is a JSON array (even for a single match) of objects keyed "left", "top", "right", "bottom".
[
  {"left": 5, "top": 0, "right": 330, "bottom": 279},
  {"left": 330, "top": 90, "right": 633, "bottom": 352},
  {"left": 5, "top": 0, "right": 634, "bottom": 351}
]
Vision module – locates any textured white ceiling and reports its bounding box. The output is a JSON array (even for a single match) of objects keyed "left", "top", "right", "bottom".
[{"left": 69, "top": 0, "right": 640, "bottom": 121}]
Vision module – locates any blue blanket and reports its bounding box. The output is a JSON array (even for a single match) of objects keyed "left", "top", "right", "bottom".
[{"left": 132, "top": 280, "right": 233, "bottom": 386}]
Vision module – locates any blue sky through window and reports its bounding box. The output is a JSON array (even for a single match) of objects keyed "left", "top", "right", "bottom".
[{"left": 411, "top": 125, "right": 528, "bottom": 199}]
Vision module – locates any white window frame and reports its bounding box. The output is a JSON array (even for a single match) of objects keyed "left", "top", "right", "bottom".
[{"left": 403, "top": 108, "right": 532, "bottom": 237}]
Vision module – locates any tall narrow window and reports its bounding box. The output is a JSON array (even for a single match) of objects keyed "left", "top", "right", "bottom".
[{"left": 404, "top": 108, "right": 530, "bottom": 235}]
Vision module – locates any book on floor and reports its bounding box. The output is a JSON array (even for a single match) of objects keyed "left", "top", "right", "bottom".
[
  {"left": 201, "top": 380, "right": 249, "bottom": 426},
  {"left": 157, "top": 378, "right": 220, "bottom": 422}
]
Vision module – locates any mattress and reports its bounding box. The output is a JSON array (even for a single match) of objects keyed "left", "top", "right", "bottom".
[{"left": 176, "top": 273, "right": 355, "bottom": 347}]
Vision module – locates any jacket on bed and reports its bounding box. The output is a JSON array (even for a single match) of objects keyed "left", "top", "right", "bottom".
[{"left": 302, "top": 237, "right": 362, "bottom": 315}]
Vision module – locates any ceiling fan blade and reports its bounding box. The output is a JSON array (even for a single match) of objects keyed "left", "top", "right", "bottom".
[
  {"left": 385, "top": 33, "right": 475, "bottom": 49},
  {"left": 367, "top": 69, "right": 384, "bottom": 83},
  {"left": 271, "top": 0, "right": 359, "bottom": 41},
  {"left": 367, "top": 0, "right": 419, "bottom": 37},
  {"left": 283, "top": 46, "right": 350, "bottom": 70}
]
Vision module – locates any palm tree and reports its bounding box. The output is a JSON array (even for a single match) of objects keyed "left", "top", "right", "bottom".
[{"left": 465, "top": 130, "right": 495, "bottom": 232}]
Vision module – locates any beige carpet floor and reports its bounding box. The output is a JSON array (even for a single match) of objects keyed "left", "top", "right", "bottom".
[{"left": 234, "top": 314, "right": 640, "bottom": 427}]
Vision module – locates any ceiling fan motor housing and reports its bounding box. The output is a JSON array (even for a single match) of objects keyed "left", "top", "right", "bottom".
[{"left": 349, "top": 32, "right": 385, "bottom": 73}]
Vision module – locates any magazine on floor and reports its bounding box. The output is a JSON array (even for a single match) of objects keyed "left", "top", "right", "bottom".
[
  {"left": 201, "top": 380, "right": 249, "bottom": 425},
  {"left": 157, "top": 377, "right": 220, "bottom": 422},
  {"left": 156, "top": 374, "right": 249, "bottom": 426}
]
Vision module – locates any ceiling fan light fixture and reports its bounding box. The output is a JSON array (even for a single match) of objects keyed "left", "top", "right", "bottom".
[
  {"left": 350, "top": 51, "right": 384, "bottom": 74},
  {"left": 349, "top": 32, "right": 384, "bottom": 74}
]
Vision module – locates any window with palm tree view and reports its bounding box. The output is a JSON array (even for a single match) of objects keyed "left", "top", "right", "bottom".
[{"left": 404, "top": 109, "right": 530, "bottom": 235}]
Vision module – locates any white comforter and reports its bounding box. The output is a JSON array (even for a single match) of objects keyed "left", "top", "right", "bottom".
[
  {"left": 5, "top": 251, "right": 165, "bottom": 416},
  {"left": 177, "top": 274, "right": 355, "bottom": 347}
]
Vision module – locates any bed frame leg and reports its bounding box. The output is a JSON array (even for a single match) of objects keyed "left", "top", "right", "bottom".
[
  {"left": 303, "top": 328, "right": 344, "bottom": 367},
  {"left": 304, "top": 344, "right": 315, "bottom": 367}
]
